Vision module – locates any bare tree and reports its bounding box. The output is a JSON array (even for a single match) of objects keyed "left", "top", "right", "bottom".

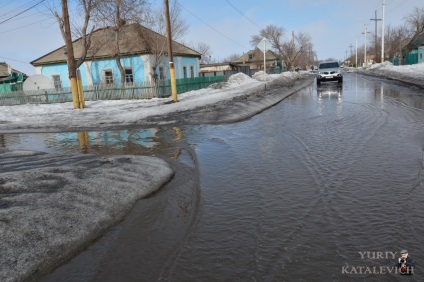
[
  {"left": 250, "top": 25, "right": 313, "bottom": 70},
  {"left": 223, "top": 53, "right": 241, "bottom": 62},
  {"left": 139, "top": 0, "right": 189, "bottom": 83},
  {"left": 147, "top": 0, "right": 188, "bottom": 40},
  {"left": 402, "top": 7, "right": 424, "bottom": 56},
  {"left": 250, "top": 25, "right": 285, "bottom": 54},
  {"left": 384, "top": 24, "right": 410, "bottom": 63},
  {"left": 93, "top": 0, "right": 151, "bottom": 85},
  {"left": 52, "top": 0, "right": 99, "bottom": 69},
  {"left": 195, "top": 42, "right": 213, "bottom": 64}
]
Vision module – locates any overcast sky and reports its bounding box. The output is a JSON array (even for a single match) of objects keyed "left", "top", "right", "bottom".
[{"left": 0, "top": 0, "right": 422, "bottom": 76}]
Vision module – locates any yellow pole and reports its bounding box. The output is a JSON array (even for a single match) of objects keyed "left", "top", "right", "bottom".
[
  {"left": 169, "top": 62, "right": 177, "bottom": 101},
  {"left": 164, "top": 0, "right": 178, "bottom": 102},
  {"left": 70, "top": 77, "right": 80, "bottom": 109},
  {"left": 76, "top": 71, "right": 85, "bottom": 109},
  {"left": 77, "top": 132, "right": 90, "bottom": 153}
]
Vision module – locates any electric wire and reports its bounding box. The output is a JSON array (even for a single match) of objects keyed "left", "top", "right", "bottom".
[
  {"left": 224, "top": 0, "right": 262, "bottom": 29},
  {"left": 0, "top": 0, "right": 46, "bottom": 25},
  {"left": 0, "top": 0, "right": 41, "bottom": 18},
  {"left": 0, "top": 17, "right": 56, "bottom": 35},
  {"left": 0, "top": 56, "right": 31, "bottom": 65},
  {"left": 177, "top": 3, "right": 249, "bottom": 50}
]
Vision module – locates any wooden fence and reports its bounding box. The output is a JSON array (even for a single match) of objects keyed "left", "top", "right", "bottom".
[{"left": 0, "top": 76, "right": 225, "bottom": 106}]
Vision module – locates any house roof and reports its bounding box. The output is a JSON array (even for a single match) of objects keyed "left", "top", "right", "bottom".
[
  {"left": 233, "top": 48, "right": 280, "bottom": 64},
  {"left": 200, "top": 62, "right": 236, "bottom": 68},
  {"left": 31, "top": 23, "right": 201, "bottom": 66},
  {"left": 0, "top": 62, "right": 24, "bottom": 78}
]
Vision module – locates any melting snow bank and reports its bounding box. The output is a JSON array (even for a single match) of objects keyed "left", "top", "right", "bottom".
[
  {"left": 357, "top": 62, "right": 424, "bottom": 88},
  {"left": 0, "top": 150, "right": 173, "bottom": 282},
  {"left": 0, "top": 71, "right": 314, "bottom": 133},
  {"left": 143, "top": 72, "right": 315, "bottom": 125}
]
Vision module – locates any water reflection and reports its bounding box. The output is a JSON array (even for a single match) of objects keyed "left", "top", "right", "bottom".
[
  {"left": 50, "top": 128, "right": 159, "bottom": 154},
  {"left": 317, "top": 83, "right": 343, "bottom": 117},
  {"left": 0, "top": 135, "right": 5, "bottom": 147},
  {"left": 317, "top": 82, "right": 343, "bottom": 100}
]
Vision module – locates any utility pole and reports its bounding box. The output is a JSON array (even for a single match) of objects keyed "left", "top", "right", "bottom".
[
  {"left": 164, "top": 0, "right": 178, "bottom": 102},
  {"left": 349, "top": 43, "right": 353, "bottom": 66},
  {"left": 61, "top": 0, "right": 81, "bottom": 109},
  {"left": 370, "top": 10, "right": 381, "bottom": 62},
  {"left": 381, "top": 0, "right": 386, "bottom": 62},
  {"left": 362, "top": 24, "right": 370, "bottom": 67},
  {"left": 356, "top": 36, "right": 358, "bottom": 68}
]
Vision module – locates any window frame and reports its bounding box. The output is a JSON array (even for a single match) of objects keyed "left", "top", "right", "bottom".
[
  {"left": 159, "top": 66, "right": 166, "bottom": 80},
  {"left": 103, "top": 69, "right": 114, "bottom": 85},
  {"left": 51, "top": 74, "right": 62, "bottom": 91},
  {"left": 183, "top": 66, "right": 187, "bottom": 78},
  {"left": 124, "top": 67, "right": 134, "bottom": 86},
  {"left": 190, "top": 66, "right": 194, "bottom": 78}
]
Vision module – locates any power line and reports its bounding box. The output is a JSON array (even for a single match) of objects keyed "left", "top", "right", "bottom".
[
  {"left": 0, "top": 0, "right": 41, "bottom": 18},
  {"left": 224, "top": 0, "right": 262, "bottom": 29},
  {"left": 0, "top": 55, "right": 31, "bottom": 64},
  {"left": 0, "top": 0, "right": 45, "bottom": 25},
  {"left": 178, "top": 3, "right": 248, "bottom": 50},
  {"left": 0, "top": 17, "right": 55, "bottom": 35}
]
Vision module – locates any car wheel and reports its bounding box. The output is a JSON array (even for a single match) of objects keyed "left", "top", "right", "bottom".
[{"left": 317, "top": 79, "right": 321, "bottom": 85}]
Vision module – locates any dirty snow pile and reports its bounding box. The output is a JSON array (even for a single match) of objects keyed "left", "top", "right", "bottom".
[
  {"left": 360, "top": 61, "right": 424, "bottom": 87},
  {"left": 0, "top": 151, "right": 173, "bottom": 282},
  {"left": 252, "top": 71, "right": 273, "bottom": 82},
  {"left": 227, "top": 72, "right": 257, "bottom": 85}
]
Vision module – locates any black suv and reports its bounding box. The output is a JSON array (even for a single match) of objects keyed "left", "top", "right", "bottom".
[{"left": 316, "top": 61, "right": 343, "bottom": 84}]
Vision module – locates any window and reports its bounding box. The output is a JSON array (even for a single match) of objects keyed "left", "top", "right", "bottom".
[
  {"left": 159, "top": 66, "right": 166, "bottom": 79},
  {"left": 190, "top": 66, "right": 194, "bottom": 78},
  {"left": 125, "top": 68, "right": 133, "bottom": 85},
  {"left": 183, "top": 66, "right": 187, "bottom": 78},
  {"left": 103, "top": 69, "right": 113, "bottom": 85},
  {"left": 52, "top": 75, "right": 62, "bottom": 91},
  {"left": 249, "top": 54, "right": 254, "bottom": 60}
]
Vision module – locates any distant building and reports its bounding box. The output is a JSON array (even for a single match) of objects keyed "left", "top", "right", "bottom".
[
  {"left": 233, "top": 49, "right": 280, "bottom": 71},
  {"left": 30, "top": 23, "right": 201, "bottom": 89},
  {"left": 199, "top": 62, "right": 239, "bottom": 79},
  {"left": 0, "top": 62, "right": 26, "bottom": 93}
]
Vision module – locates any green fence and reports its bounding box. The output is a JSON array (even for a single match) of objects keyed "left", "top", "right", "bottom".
[
  {"left": 405, "top": 52, "right": 418, "bottom": 65},
  {"left": 0, "top": 76, "right": 225, "bottom": 106}
]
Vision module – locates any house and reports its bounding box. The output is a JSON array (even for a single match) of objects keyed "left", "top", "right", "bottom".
[
  {"left": 390, "top": 36, "right": 424, "bottom": 65},
  {"left": 233, "top": 48, "right": 280, "bottom": 71},
  {"left": 0, "top": 62, "right": 26, "bottom": 93},
  {"left": 30, "top": 23, "right": 201, "bottom": 89},
  {"left": 199, "top": 62, "right": 239, "bottom": 79}
]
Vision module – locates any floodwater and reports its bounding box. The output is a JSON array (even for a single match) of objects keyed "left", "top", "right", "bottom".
[{"left": 3, "top": 73, "right": 424, "bottom": 281}]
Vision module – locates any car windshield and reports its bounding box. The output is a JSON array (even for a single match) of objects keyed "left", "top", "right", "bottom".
[{"left": 319, "top": 62, "right": 339, "bottom": 69}]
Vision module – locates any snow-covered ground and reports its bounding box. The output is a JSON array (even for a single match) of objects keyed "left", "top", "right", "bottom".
[
  {"left": 356, "top": 61, "right": 424, "bottom": 88},
  {"left": 0, "top": 71, "right": 305, "bottom": 133}
]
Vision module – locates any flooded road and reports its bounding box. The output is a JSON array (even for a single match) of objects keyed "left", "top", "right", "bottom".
[{"left": 3, "top": 73, "right": 424, "bottom": 281}]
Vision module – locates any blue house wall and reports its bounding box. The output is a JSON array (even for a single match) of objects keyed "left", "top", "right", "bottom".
[
  {"left": 180, "top": 57, "right": 199, "bottom": 78},
  {"left": 41, "top": 64, "right": 70, "bottom": 88},
  {"left": 418, "top": 47, "right": 424, "bottom": 64},
  {"left": 91, "top": 56, "right": 146, "bottom": 85},
  {"left": 40, "top": 55, "right": 199, "bottom": 87}
]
